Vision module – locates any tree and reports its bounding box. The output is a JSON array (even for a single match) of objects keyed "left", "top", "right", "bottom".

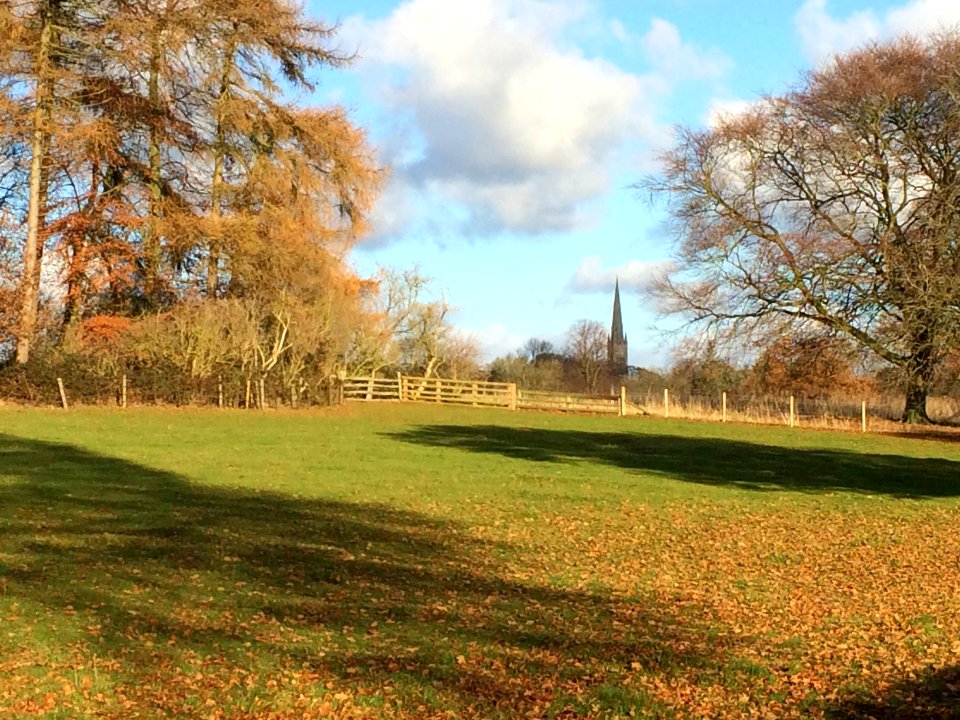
[
  {"left": 565, "top": 319, "right": 607, "bottom": 393},
  {"left": 342, "top": 268, "right": 456, "bottom": 378},
  {"left": 668, "top": 341, "right": 743, "bottom": 400},
  {"left": 650, "top": 35, "right": 960, "bottom": 422},
  {"left": 522, "top": 337, "right": 556, "bottom": 362},
  {"left": 752, "top": 334, "right": 861, "bottom": 400}
]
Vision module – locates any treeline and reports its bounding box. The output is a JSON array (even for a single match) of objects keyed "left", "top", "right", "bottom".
[
  {"left": 487, "top": 333, "right": 960, "bottom": 408},
  {"left": 0, "top": 1, "right": 485, "bottom": 403}
]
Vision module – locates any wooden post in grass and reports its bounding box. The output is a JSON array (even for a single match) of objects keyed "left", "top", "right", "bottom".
[
  {"left": 397, "top": 372, "right": 403, "bottom": 401},
  {"left": 56, "top": 377, "right": 68, "bottom": 409},
  {"left": 722, "top": 391, "right": 727, "bottom": 423},
  {"left": 861, "top": 400, "right": 867, "bottom": 433},
  {"left": 619, "top": 386, "right": 626, "bottom": 417},
  {"left": 245, "top": 379, "right": 252, "bottom": 409},
  {"left": 789, "top": 395, "right": 795, "bottom": 428},
  {"left": 218, "top": 376, "right": 224, "bottom": 408},
  {"left": 664, "top": 388, "right": 669, "bottom": 418},
  {"left": 259, "top": 378, "right": 265, "bottom": 410},
  {"left": 508, "top": 383, "right": 518, "bottom": 411},
  {"left": 121, "top": 374, "right": 127, "bottom": 408},
  {"left": 435, "top": 377, "right": 442, "bottom": 403}
]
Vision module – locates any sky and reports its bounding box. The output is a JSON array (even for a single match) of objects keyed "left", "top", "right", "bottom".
[{"left": 303, "top": 0, "right": 960, "bottom": 369}]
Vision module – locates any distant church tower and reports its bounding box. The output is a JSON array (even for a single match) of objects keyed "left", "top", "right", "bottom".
[{"left": 608, "top": 279, "right": 628, "bottom": 376}]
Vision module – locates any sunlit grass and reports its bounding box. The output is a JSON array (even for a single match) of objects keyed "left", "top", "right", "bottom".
[{"left": 1, "top": 404, "right": 958, "bottom": 718}]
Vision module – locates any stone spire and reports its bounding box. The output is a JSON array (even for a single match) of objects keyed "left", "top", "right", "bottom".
[{"left": 608, "top": 278, "right": 628, "bottom": 376}]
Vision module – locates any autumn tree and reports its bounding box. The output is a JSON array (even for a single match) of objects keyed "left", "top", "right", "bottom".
[
  {"left": 668, "top": 341, "right": 743, "bottom": 400},
  {"left": 342, "top": 268, "right": 460, "bottom": 379},
  {"left": 751, "top": 334, "right": 861, "bottom": 400},
  {"left": 0, "top": 0, "right": 383, "bottom": 386},
  {"left": 650, "top": 35, "right": 960, "bottom": 422},
  {"left": 0, "top": 0, "right": 110, "bottom": 362},
  {"left": 566, "top": 319, "right": 607, "bottom": 393}
]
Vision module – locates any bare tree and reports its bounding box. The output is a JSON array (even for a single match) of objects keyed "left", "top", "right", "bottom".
[
  {"left": 566, "top": 319, "right": 607, "bottom": 393},
  {"left": 522, "top": 337, "right": 555, "bottom": 362},
  {"left": 649, "top": 35, "right": 960, "bottom": 422}
]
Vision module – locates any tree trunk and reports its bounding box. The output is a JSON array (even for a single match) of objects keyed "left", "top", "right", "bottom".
[
  {"left": 207, "top": 39, "right": 234, "bottom": 298},
  {"left": 902, "top": 379, "right": 930, "bottom": 424},
  {"left": 901, "top": 344, "right": 936, "bottom": 423},
  {"left": 143, "top": 15, "right": 166, "bottom": 308},
  {"left": 15, "top": 0, "right": 57, "bottom": 364}
]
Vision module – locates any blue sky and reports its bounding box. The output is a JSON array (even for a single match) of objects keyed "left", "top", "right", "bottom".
[{"left": 305, "top": 0, "right": 960, "bottom": 369}]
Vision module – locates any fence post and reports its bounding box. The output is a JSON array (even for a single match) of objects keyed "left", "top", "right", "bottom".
[
  {"left": 862, "top": 400, "right": 867, "bottom": 433},
  {"left": 56, "top": 377, "right": 69, "bottom": 410},
  {"left": 664, "top": 388, "right": 669, "bottom": 418},
  {"left": 245, "top": 379, "right": 252, "bottom": 409},
  {"left": 218, "top": 375, "right": 224, "bottom": 408},
  {"left": 121, "top": 374, "right": 127, "bottom": 409},
  {"left": 259, "top": 378, "right": 266, "bottom": 410},
  {"left": 397, "top": 372, "right": 403, "bottom": 401},
  {"left": 722, "top": 391, "right": 727, "bottom": 423},
  {"left": 619, "top": 386, "right": 626, "bottom": 417},
  {"left": 789, "top": 395, "right": 795, "bottom": 428},
  {"left": 509, "top": 383, "right": 518, "bottom": 411},
  {"left": 436, "top": 377, "right": 442, "bottom": 403}
]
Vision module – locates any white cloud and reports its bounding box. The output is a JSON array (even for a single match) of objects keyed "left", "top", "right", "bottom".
[
  {"left": 795, "top": 0, "right": 960, "bottom": 62},
  {"left": 640, "top": 18, "right": 731, "bottom": 80},
  {"left": 567, "top": 255, "right": 674, "bottom": 295},
  {"left": 456, "top": 322, "right": 528, "bottom": 361},
  {"left": 361, "top": 179, "right": 419, "bottom": 247},
  {"left": 704, "top": 98, "right": 753, "bottom": 129},
  {"left": 347, "top": 0, "right": 712, "bottom": 236}
]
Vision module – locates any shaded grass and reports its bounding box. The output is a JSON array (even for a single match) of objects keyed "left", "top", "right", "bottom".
[{"left": 1, "top": 404, "right": 959, "bottom": 718}]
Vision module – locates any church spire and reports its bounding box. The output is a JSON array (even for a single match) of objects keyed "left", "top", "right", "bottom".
[
  {"left": 608, "top": 278, "right": 628, "bottom": 376},
  {"left": 611, "top": 277, "right": 624, "bottom": 343}
]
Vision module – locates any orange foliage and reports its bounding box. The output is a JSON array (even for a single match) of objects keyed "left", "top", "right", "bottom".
[
  {"left": 754, "top": 335, "right": 863, "bottom": 399},
  {"left": 75, "top": 315, "right": 134, "bottom": 350}
]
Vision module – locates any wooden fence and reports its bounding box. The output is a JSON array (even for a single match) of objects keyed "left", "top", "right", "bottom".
[
  {"left": 341, "top": 375, "right": 519, "bottom": 409},
  {"left": 341, "top": 375, "right": 628, "bottom": 415},
  {"left": 340, "top": 376, "right": 403, "bottom": 402},
  {"left": 518, "top": 389, "right": 622, "bottom": 415}
]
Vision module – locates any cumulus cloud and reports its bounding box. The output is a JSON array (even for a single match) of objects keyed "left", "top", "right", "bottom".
[
  {"left": 640, "top": 18, "right": 731, "bottom": 81},
  {"left": 456, "top": 322, "right": 529, "bottom": 361},
  {"left": 567, "top": 256, "right": 674, "bottom": 295},
  {"left": 704, "top": 98, "right": 754, "bottom": 129},
  {"left": 795, "top": 0, "right": 960, "bottom": 62},
  {"left": 346, "top": 0, "right": 725, "bottom": 237}
]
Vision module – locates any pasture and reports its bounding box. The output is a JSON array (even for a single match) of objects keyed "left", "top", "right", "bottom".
[{"left": 1, "top": 404, "right": 958, "bottom": 719}]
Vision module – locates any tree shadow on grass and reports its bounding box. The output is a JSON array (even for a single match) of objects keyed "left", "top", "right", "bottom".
[
  {"left": 0, "top": 433, "right": 731, "bottom": 718},
  {"left": 826, "top": 664, "right": 960, "bottom": 719},
  {"left": 385, "top": 425, "right": 960, "bottom": 498}
]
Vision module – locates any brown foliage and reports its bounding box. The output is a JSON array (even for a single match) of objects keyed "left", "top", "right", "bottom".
[{"left": 753, "top": 335, "right": 863, "bottom": 400}]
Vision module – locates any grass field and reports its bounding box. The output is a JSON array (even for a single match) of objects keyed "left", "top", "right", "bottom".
[{"left": 1, "top": 403, "right": 959, "bottom": 719}]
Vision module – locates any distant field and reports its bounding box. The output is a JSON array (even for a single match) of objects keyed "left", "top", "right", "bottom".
[{"left": 1, "top": 404, "right": 959, "bottom": 719}]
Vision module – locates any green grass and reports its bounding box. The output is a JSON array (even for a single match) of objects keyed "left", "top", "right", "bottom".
[{"left": 1, "top": 403, "right": 959, "bottom": 719}]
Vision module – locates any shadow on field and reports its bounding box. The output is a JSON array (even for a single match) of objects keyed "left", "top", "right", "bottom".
[
  {"left": 826, "top": 664, "right": 960, "bottom": 719},
  {"left": 386, "top": 425, "right": 960, "bottom": 498},
  {"left": 0, "top": 433, "right": 726, "bottom": 717}
]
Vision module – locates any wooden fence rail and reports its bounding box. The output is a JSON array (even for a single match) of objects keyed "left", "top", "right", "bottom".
[
  {"left": 518, "top": 389, "right": 621, "bottom": 415},
  {"left": 341, "top": 376, "right": 402, "bottom": 402},
  {"left": 399, "top": 376, "right": 517, "bottom": 408},
  {"left": 341, "top": 376, "right": 627, "bottom": 415}
]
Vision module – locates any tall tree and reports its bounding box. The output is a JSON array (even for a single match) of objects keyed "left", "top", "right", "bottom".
[
  {"left": 566, "top": 319, "right": 607, "bottom": 393},
  {"left": 650, "top": 35, "right": 960, "bottom": 422}
]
